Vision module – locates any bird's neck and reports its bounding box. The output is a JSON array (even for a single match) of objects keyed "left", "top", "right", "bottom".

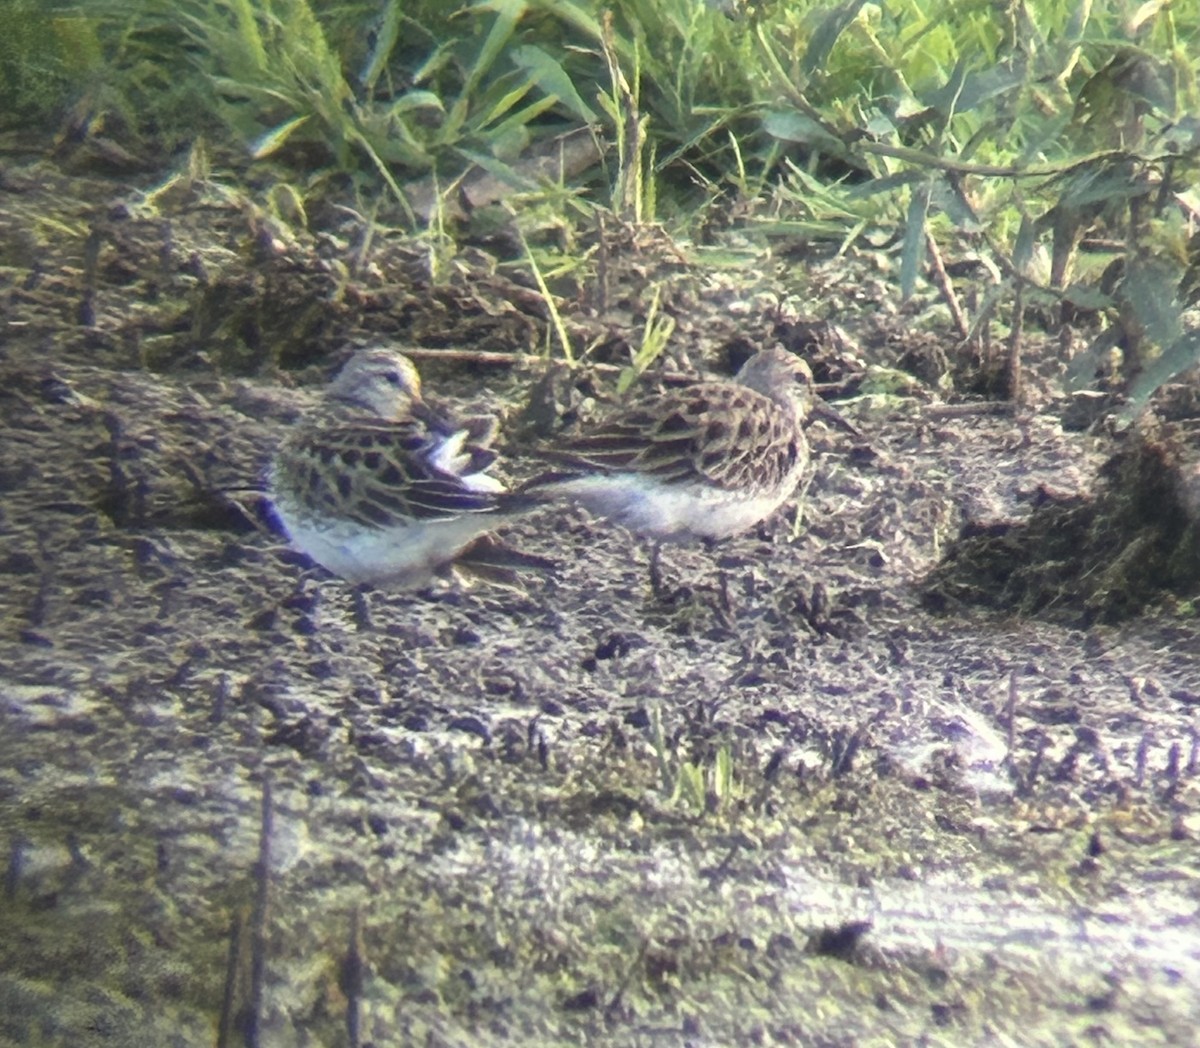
[{"left": 763, "top": 386, "right": 805, "bottom": 420}]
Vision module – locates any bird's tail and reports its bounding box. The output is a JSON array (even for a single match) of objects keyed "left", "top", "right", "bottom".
[{"left": 492, "top": 485, "right": 562, "bottom": 514}]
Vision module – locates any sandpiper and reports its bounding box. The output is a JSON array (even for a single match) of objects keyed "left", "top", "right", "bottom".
[
  {"left": 524, "top": 347, "right": 844, "bottom": 592},
  {"left": 268, "top": 347, "right": 551, "bottom": 590}
]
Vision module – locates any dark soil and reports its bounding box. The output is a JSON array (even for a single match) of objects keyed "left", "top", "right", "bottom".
[{"left": 2, "top": 149, "right": 1199, "bottom": 1047}]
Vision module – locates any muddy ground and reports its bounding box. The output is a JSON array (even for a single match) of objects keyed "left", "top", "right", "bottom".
[{"left": 1, "top": 149, "right": 1199, "bottom": 1047}]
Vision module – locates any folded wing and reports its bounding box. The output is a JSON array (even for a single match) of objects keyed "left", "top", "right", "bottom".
[
  {"left": 539, "top": 383, "right": 801, "bottom": 494},
  {"left": 280, "top": 423, "right": 505, "bottom": 529}
]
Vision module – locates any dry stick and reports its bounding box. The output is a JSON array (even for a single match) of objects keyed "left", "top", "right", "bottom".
[
  {"left": 1005, "top": 671, "right": 1018, "bottom": 758},
  {"left": 341, "top": 909, "right": 366, "bottom": 1048},
  {"left": 604, "top": 936, "right": 653, "bottom": 1020},
  {"left": 1007, "top": 281, "right": 1025, "bottom": 405},
  {"left": 925, "top": 231, "right": 970, "bottom": 341},
  {"left": 1162, "top": 742, "right": 1182, "bottom": 804},
  {"left": 595, "top": 210, "right": 610, "bottom": 315},
  {"left": 5, "top": 836, "right": 26, "bottom": 899},
  {"left": 217, "top": 909, "right": 247, "bottom": 1048},
  {"left": 1135, "top": 733, "right": 1150, "bottom": 788},
  {"left": 1021, "top": 734, "right": 1048, "bottom": 796},
  {"left": 27, "top": 535, "right": 51, "bottom": 629},
  {"left": 922, "top": 401, "right": 1015, "bottom": 419},
  {"left": 399, "top": 348, "right": 545, "bottom": 367},
  {"left": 79, "top": 223, "right": 102, "bottom": 327},
  {"left": 1166, "top": 741, "right": 1182, "bottom": 784},
  {"left": 244, "top": 778, "right": 274, "bottom": 1048}
]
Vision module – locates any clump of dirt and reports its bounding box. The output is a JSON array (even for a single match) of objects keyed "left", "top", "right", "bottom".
[{"left": 923, "top": 408, "right": 1200, "bottom": 624}]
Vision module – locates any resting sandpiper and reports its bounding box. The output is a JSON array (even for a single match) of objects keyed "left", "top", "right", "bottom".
[
  {"left": 525, "top": 347, "right": 841, "bottom": 592},
  {"left": 269, "top": 347, "right": 550, "bottom": 590}
]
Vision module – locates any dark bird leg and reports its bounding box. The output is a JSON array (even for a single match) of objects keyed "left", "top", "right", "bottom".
[
  {"left": 352, "top": 584, "right": 374, "bottom": 632},
  {"left": 648, "top": 542, "right": 667, "bottom": 600},
  {"left": 703, "top": 537, "right": 736, "bottom": 623},
  {"left": 717, "top": 568, "right": 734, "bottom": 618}
]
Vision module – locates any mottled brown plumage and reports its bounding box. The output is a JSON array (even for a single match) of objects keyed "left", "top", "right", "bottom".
[
  {"left": 269, "top": 348, "right": 549, "bottom": 589},
  {"left": 544, "top": 380, "right": 805, "bottom": 497},
  {"left": 526, "top": 348, "right": 814, "bottom": 545},
  {"left": 274, "top": 421, "right": 512, "bottom": 533}
]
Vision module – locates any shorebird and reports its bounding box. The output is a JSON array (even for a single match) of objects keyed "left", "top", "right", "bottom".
[
  {"left": 524, "top": 347, "right": 847, "bottom": 594},
  {"left": 268, "top": 347, "right": 551, "bottom": 590}
]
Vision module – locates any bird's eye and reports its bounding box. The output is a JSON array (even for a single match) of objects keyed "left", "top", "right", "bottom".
[{"left": 384, "top": 370, "right": 402, "bottom": 386}]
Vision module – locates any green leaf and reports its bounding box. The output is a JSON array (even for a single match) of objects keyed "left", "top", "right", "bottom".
[
  {"left": 1123, "top": 258, "right": 1182, "bottom": 349},
  {"left": 900, "top": 181, "right": 931, "bottom": 300},
  {"left": 474, "top": 79, "right": 538, "bottom": 131},
  {"left": 389, "top": 90, "right": 445, "bottom": 116},
  {"left": 1061, "top": 284, "right": 1114, "bottom": 311},
  {"left": 463, "top": 0, "right": 527, "bottom": 96},
  {"left": 526, "top": 0, "right": 605, "bottom": 44},
  {"left": 456, "top": 147, "right": 537, "bottom": 190},
  {"left": 676, "top": 763, "right": 705, "bottom": 809},
  {"left": 486, "top": 94, "right": 561, "bottom": 147},
  {"left": 1058, "top": 160, "right": 1145, "bottom": 210},
  {"left": 1124, "top": 330, "right": 1200, "bottom": 417},
  {"left": 249, "top": 114, "right": 311, "bottom": 158},
  {"left": 1013, "top": 214, "right": 1036, "bottom": 275},
  {"left": 1065, "top": 0, "right": 1093, "bottom": 41},
  {"left": 924, "top": 59, "right": 1026, "bottom": 117},
  {"left": 411, "top": 39, "right": 458, "bottom": 85},
  {"left": 762, "top": 109, "right": 843, "bottom": 151},
  {"left": 931, "top": 175, "right": 981, "bottom": 231},
  {"left": 359, "top": 0, "right": 402, "bottom": 92},
  {"left": 923, "top": 59, "right": 969, "bottom": 119},
  {"left": 226, "top": 0, "right": 267, "bottom": 73},
  {"left": 713, "top": 745, "right": 732, "bottom": 800},
  {"left": 847, "top": 170, "right": 927, "bottom": 199},
  {"left": 801, "top": 0, "right": 869, "bottom": 77},
  {"left": 510, "top": 44, "right": 597, "bottom": 123},
  {"left": 618, "top": 285, "right": 674, "bottom": 395},
  {"left": 208, "top": 77, "right": 301, "bottom": 109}
]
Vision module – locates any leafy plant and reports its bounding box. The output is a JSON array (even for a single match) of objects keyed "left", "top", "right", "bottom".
[
  {"left": 617, "top": 283, "right": 675, "bottom": 393},
  {"left": 648, "top": 708, "right": 736, "bottom": 813},
  {"left": 156, "top": 0, "right": 608, "bottom": 211},
  {"left": 749, "top": 0, "right": 1200, "bottom": 398},
  {"left": 15, "top": 0, "right": 1200, "bottom": 401},
  {"left": 0, "top": 1, "right": 90, "bottom": 128}
]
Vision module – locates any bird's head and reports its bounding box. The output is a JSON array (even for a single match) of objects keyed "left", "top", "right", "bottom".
[
  {"left": 327, "top": 347, "right": 423, "bottom": 420},
  {"left": 736, "top": 347, "right": 860, "bottom": 436},
  {"left": 734, "top": 347, "right": 814, "bottom": 399}
]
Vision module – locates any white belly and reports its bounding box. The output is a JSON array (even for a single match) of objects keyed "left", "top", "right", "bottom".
[
  {"left": 273, "top": 500, "right": 491, "bottom": 589},
  {"left": 541, "top": 470, "right": 801, "bottom": 542}
]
